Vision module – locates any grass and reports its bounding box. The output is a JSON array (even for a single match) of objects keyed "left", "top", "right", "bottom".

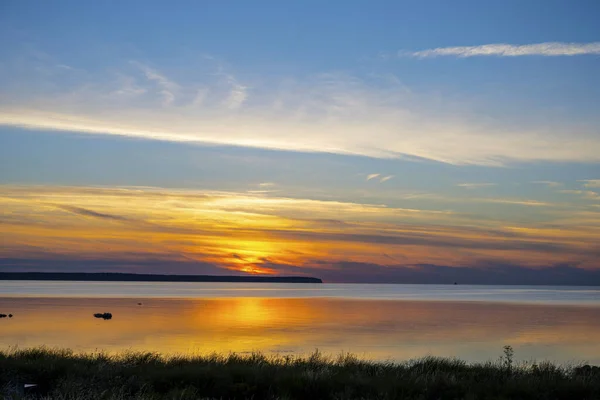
[{"left": 1, "top": 347, "right": 599, "bottom": 400}]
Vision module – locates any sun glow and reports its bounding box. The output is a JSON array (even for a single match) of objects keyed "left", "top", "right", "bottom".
[{"left": 2, "top": 185, "right": 600, "bottom": 276}]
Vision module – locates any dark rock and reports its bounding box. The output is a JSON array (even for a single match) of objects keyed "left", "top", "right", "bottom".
[
  {"left": 0, "top": 314, "right": 6, "bottom": 318},
  {"left": 137, "top": 303, "right": 142, "bottom": 305},
  {"left": 93, "top": 312, "right": 113, "bottom": 320},
  {"left": 8, "top": 314, "right": 12, "bottom": 318}
]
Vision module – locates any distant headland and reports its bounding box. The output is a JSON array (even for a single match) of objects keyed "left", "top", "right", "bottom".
[{"left": 0, "top": 272, "right": 323, "bottom": 284}]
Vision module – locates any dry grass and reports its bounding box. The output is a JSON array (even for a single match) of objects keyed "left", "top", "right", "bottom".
[{"left": 1, "top": 347, "right": 599, "bottom": 399}]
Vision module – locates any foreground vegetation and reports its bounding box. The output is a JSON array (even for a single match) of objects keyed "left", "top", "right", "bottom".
[{"left": 1, "top": 347, "right": 599, "bottom": 400}]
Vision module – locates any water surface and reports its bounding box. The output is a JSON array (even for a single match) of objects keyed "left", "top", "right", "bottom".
[
  {"left": 2, "top": 281, "right": 599, "bottom": 305},
  {"left": 1, "top": 281, "right": 599, "bottom": 364}
]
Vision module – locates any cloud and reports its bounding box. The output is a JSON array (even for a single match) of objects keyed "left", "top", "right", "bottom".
[
  {"left": 389, "top": 191, "right": 555, "bottom": 208},
  {"left": 223, "top": 75, "right": 247, "bottom": 109},
  {"left": 269, "top": 228, "right": 583, "bottom": 255},
  {"left": 366, "top": 174, "right": 380, "bottom": 181},
  {"left": 310, "top": 261, "right": 600, "bottom": 285},
  {"left": 380, "top": 175, "right": 394, "bottom": 183},
  {"left": 580, "top": 180, "right": 600, "bottom": 188},
  {"left": 56, "top": 205, "right": 129, "bottom": 221},
  {"left": 478, "top": 198, "right": 550, "bottom": 207},
  {"left": 560, "top": 190, "right": 600, "bottom": 200},
  {"left": 212, "top": 58, "right": 248, "bottom": 109},
  {"left": 249, "top": 182, "right": 279, "bottom": 194},
  {"left": 532, "top": 181, "right": 562, "bottom": 188},
  {"left": 3, "top": 185, "right": 600, "bottom": 277},
  {"left": 1, "top": 55, "right": 600, "bottom": 166},
  {"left": 457, "top": 183, "right": 496, "bottom": 189},
  {"left": 0, "top": 256, "right": 232, "bottom": 276},
  {"left": 406, "top": 42, "right": 600, "bottom": 58},
  {"left": 3, "top": 257, "right": 600, "bottom": 285},
  {"left": 133, "top": 62, "right": 179, "bottom": 106}
]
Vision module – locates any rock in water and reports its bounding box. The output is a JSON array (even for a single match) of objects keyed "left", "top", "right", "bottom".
[{"left": 94, "top": 312, "right": 113, "bottom": 320}]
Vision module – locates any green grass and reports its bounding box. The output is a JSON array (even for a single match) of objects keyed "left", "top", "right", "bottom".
[{"left": 1, "top": 347, "right": 599, "bottom": 399}]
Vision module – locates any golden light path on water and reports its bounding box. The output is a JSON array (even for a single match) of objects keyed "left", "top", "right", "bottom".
[{"left": 2, "top": 297, "right": 600, "bottom": 364}]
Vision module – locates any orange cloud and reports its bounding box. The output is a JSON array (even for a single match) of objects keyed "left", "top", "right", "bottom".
[{"left": 1, "top": 185, "right": 599, "bottom": 279}]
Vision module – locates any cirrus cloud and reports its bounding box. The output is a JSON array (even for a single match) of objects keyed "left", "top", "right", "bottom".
[
  {"left": 1, "top": 54, "right": 600, "bottom": 167},
  {"left": 406, "top": 42, "right": 600, "bottom": 58},
  {"left": 580, "top": 180, "right": 600, "bottom": 188}
]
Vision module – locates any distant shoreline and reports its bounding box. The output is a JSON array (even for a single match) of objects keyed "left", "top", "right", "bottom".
[{"left": 0, "top": 272, "right": 323, "bottom": 284}]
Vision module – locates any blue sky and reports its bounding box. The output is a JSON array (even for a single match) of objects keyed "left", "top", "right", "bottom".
[{"left": 1, "top": 0, "right": 599, "bottom": 282}]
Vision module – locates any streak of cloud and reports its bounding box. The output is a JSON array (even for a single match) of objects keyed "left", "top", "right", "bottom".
[
  {"left": 56, "top": 205, "right": 129, "bottom": 221},
  {"left": 366, "top": 174, "right": 380, "bottom": 181},
  {"left": 380, "top": 175, "right": 394, "bottom": 183},
  {"left": 132, "top": 62, "right": 179, "bottom": 106},
  {"left": 580, "top": 180, "right": 600, "bottom": 188},
  {"left": 2, "top": 185, "right": 600, "bottom": 276},
  {"left": 393, "top": 191, "right": 555, "bottom": 207},
  {"left": 532, "top": 181, "right": 562, "bottom": 188},
  {"left": 223, "top": 78, "right": 247, "bottom": 109},
  {"left": 560, "top": 190, "right": 600, "bottom": 200},
  {"left": 480, "top": 198, "right": 551, "bottom": 207},
  {"left": 310, "top": 261, "right": 600, "bottom": 285},
  {"left": 406, "top": 42, "right": 600, "bottom": 58},
  {"left": 457, "top": 183, "right": 496, "bottom": 189},
  {"left": 1, "top": 56, "right": 599, "bottom": 166}
]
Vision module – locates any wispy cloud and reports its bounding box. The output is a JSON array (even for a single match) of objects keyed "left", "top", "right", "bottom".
[
  {"left": 367, "top": 174, "right": 394, "bottom": 183},
  {"left": 406, "top": 42, "right": 600, "bottom": 58},
  {"left": 579, "top": 180, "right": 600, "bottom": 188},
  {"left": 560, "top": 190, "right": 600, "bottom": 200},
  {"left": 56, "top": 205, "right": 128, "bottom": 221},
  {"left": 3, "top": 185, "right": 600, "bottom": 276},
  {"left": 479, "top": 198, "right": 551, "bottom": 207},
  {"left": 213, "top": 60, "right": 248, "bottom": 109},
  {"left": 133, "top": 62, "right": 179, "bottom": 106},
  {"left": 392, "top": 191, "right": 555, "bottom": 208},
  {"left": 111, "top": 75, "right": 147, "bottom": 98},
  {"left": 250, "top": 182, "right": 278, "bottom": 194},
  {"left": 219, "top": 72, "right": 248, "bottom": 110},
  {"left": 457, "top": 183, "right": 496, "bottom": 189},
  {"left": 223, "top": 75, "right": 247, "bottom": 109},
  {"left": 246, "top": 190, "right": 278, "bottom": 194},
  {"left": 532, "top": 181, "right": 562, "bottom": 188},
  {"left": 1, "top": 55, "right": 600, "bottom": 166}
]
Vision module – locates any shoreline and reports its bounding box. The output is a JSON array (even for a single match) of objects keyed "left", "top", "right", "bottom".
[{"left": 0, "top": 272, "right": 323, "bottom": 284}]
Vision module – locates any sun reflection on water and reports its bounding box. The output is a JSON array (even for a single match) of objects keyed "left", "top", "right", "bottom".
[{"left": 2, "top": 296, "right": 600, "bottom": 363}]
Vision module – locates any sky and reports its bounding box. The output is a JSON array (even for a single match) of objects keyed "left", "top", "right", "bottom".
[{"left": 1, "top": 0, "right": 600, "bottom": 283}]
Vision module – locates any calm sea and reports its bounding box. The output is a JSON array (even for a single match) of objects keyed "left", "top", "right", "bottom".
[{"left": 1, "top": 281, "right": 599, "bottom": 364}]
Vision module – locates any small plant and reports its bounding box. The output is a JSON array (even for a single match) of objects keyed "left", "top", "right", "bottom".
[{"left": 501, "top": 345, "right": 514, "bottom": 371}]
